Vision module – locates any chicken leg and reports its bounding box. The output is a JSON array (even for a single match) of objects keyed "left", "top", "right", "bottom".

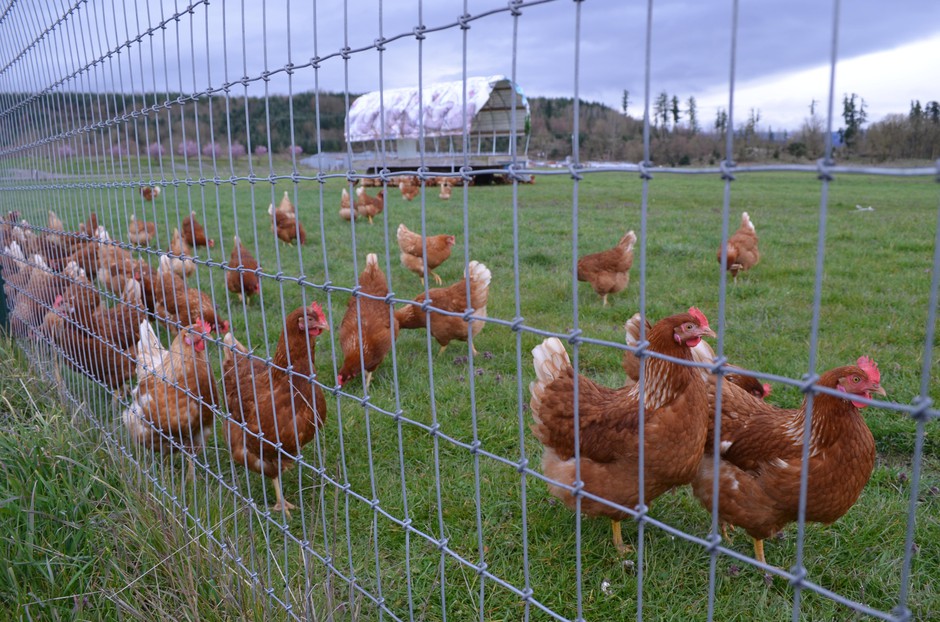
[
  {"left": 611, "top": 520, "right": 633, "bottom": 555},
  {"left": 430, "top": 271, "right": 443, "bottom": 286},
  {"left": 753, "top": 538, "right": 765, "bottom": 565},
  {"left": 601, "top": 294, "right": 609, "bottom": 307},
  {"left": 271, "top": 476, "right": 297, "bottom": 517},
  {"left": 364, "top": 370, "right": 374, "bottom": 392}
]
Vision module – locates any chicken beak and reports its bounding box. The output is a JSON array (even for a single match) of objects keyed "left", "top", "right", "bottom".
[
  {"left": 871, "top": 383, "right": 887, "bottom": 397},
  {"left": 700, "top": 326, "right": 717, "bottom": 339}
]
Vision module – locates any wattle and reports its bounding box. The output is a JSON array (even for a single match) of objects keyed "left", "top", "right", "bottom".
[{"left": 685, "top": 336, "right": 702, "bottom": 348}]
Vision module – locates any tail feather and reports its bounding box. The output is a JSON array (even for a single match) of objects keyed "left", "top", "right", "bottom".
[
  {"left": 136, "top": 320, "right": 168, "bottom": 381},
  {"left": 618, "top": 230, "right": 637, "bottom": 251},
  {"left": 529, "top": 338, "right": 571, "bottom": 433},
  {"left": 466, "top": 260, "right": 491, "bottom": 310}
]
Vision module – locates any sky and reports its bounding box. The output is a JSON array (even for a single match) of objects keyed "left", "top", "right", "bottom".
[{"left": 1, "top": 0, "right": 938, "bottom": 132}]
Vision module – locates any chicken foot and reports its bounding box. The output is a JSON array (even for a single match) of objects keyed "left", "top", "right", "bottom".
[
  {"left": 270, "top": 476, "right": 297, "bottom": 518},
  {"left": 611, "top": 520, "right": 633, "bottom": 555}
]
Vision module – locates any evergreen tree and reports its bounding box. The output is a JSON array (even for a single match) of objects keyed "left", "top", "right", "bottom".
[
  {"left": 686, "top": 96, "right": 699, "bottom": 134},
  {"left": 670, "top": 95, "right": 681, "bottom": 130}
]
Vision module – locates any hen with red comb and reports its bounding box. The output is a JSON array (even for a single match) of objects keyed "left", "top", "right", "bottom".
[
  {"left": 693, "top": 357, "right": 885, "bottom": 566},
  {"left": 222, "top": 302, "right": 329, "bottom": 516}
]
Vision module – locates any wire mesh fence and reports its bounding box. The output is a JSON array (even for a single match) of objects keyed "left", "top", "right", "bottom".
[{"left": 1, "top": 0, "right": 938, "bottom": 620}]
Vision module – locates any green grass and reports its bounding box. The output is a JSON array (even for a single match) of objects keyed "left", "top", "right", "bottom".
[{"left": 5, "top": 162, "right": 940, "bottom": 620}]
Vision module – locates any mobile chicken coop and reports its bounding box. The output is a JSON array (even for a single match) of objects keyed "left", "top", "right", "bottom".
[{"left": 344, "top": 75, "right": 530, "bottom": 176}]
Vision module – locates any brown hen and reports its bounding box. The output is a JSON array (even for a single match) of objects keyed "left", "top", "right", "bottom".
[
  {"left": 691, "top": 357, "right": 883, "bottom": 566},
  {"left": 181, "top": 211, "right": 215, "bottom": 248},
  {"left": 577, "top": 230, "right": 636, "bottom": 306},
  {"left": 337, "top": 253, "right": 399, "bottom": 391},
  {"left": 397, "top": 223, "right": 455, "bottom": 286},
  {"left": 227, "top": 235, "right": 261, "bottom": 303},
  {"left": 395, "top": 260, "right": 491, "bottom": 355},
  {"left": 223, "top": 303, "right": 329, "bottom": 515},
  {"left": 530, "top": 309, "right": 715, "bottom": 554},
  {"left": 123, "top": 319, "right": 218, "bottom": 479},
  {"left": 719, "top": 212, "right": 759, "bottom": 282}
]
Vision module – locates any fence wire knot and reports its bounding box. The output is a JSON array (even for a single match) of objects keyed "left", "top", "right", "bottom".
[
  {"left": 705, "top": 532, "right": 722, "bottom": 554},
  {"left": 816, "top": 158, "right": 835, "bottom": 181},
  {"left": 709, "top": 356, "right": 729, "bottom": 376},
  {"left": 910, "top": 396, "right": 934, "bottom": 423},
  {"left": 799, "top": 373, "right": 820, "bottom": 394},
  {"left": 720, "top": 159, "right": 736, "bottom": 181},
  {"left": 788, "top": 565, "right": 808, "bottom": 588}
]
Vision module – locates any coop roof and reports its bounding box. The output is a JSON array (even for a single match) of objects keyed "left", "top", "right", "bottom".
[{"left": 345, "top": 75, "right": 529, "bottom": 143}]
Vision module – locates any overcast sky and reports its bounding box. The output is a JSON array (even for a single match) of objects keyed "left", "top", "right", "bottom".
[{"left": 2, "top": 0, "right": 938, "bottom": 132}]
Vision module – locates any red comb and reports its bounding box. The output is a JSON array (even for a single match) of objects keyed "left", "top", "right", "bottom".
[
  {"left": 857, "top": 356, "right": 880, "bottom": 383},
  {"left": 688, "top": 306, "right": 709, "bottom": 329},
  {"left": 762, "top": 383, "right": 772, "bottom": 398},
  {"left": 195, "top": 318, "right": 212, "bottom": 334},
  {"left": 308, "top": 301, "right": 324, "bottom": 317}
]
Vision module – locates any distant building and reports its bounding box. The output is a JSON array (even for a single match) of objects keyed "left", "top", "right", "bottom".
[{"left": 344, "top": 75, "right": 530, "bottom": 173}]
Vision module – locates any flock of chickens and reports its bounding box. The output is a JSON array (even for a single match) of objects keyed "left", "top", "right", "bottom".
[
  {"left": 0, "top": 191, "right": 886, "bottom": 568},
  {"left": 535, "top": 210, "right": 884, "bottom": 566}
]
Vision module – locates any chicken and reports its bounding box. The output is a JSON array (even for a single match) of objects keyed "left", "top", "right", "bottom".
[
  {"left": 168, "top": 228, "right": 196, "bottom": 278},
  {"left": 337, "top": 253, "right": 399, "bottom": 391},
  {"left": 78, "top": 213, "right": 99, "bottom": 238},
  {"left": 719, "top": 212, "right": 759, "bottom": 282},
  {"left": 275, "top": 190, "right": 296, "bottom": 217},
  {"left": 691, "top": 357, "right": 884, "bottom": 566},
  {"left": 268, "top": 205, "right": 307, "bottom": 245},
  {"left": 7, "top": 255, "right": 68, "bottom": 337},
  {"left": 140, "top": 185, "right": 161, "bottom": 202},
  {"left": 529, "top": 309, "right": 716, "bottom": 554},
  {"left": 227, "top": 235, "right": 261, "bottom": 303},
  {"left": 339, "top": 187, "right": 357, "bottom": 221},
  {"left": 622, "top": 312, "right": 772, "bottom": 399},
  {"left": 355, "top": 187, "right": 385, "bottom": 224},
  {"left": 51, "top": 287, "right": 138, "bottom": 393},
  {"left": 137, "top": 255, "right": 228, "bottom": 335},
  {"left": 222, "top": 302, "right": 329, "bottom": 514},
  {"left": 181, "top": 211, "right": 215, "bottom": 248},
  {"left": 395, "top": 260, "right": 491, "bottom": 355},
  {"left": 399, "top": 181, "right": 420, "bottom": 201},
  {"left": 127, "top": 214, "right": 157, "bottom": 246},
  {"left": 577, "top": 230, "right": 636, "bottom": 306},
  {"left": 90, "top": 278, "right": 146, "bottom": 356},
  {"left": 396, "top": 223, "right": 456, "bottom": 286},
  {"left": 97, "top": 240, "right": 146, "bottom": 296},
  {"left": 48, "top": 211, "right": 65, "bottom": 233},
  {"left": 438, "top": 182, "right": 452, "bottom": 200},
  {"left": 122, "top": 319, "right": 218, "bottom": 479}
]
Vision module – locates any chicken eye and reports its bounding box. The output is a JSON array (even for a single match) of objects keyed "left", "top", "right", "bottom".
[{"left": 853, "top": 375, "right": 860, "bottom": 383}]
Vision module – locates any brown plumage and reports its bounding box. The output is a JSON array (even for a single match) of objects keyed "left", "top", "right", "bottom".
[
  {"left": 337, "top": 253, "right": 399, "bottom": 391},
  {"left": 396, "top": 223, "right": 456, "bottom": 286},
  {"left": 339, "top": 187, "right": 357, "bottom": 221},
  {"left": 399, "top": 181, "right": 420, "bottom": 201},
  {"left": 78, "top": 212, "right": 98, "bottom": 238},
  {"left": 222, "top": 303, "right": 329, "bottom": 514},
  {"left": 719, "top": 212, "right": 759, "bottom": 282},
  {"left": 181, "top": 211, "right": 215, "bottom": 248},
  {"left": 355, "top": 187, "right": 385, "bottom": 224},
  {"left": 140, "top": 186, "right": 161, "bottom": 202},
  {"left": 530, "top": 309, "right": 716, "bottom": 554},
  {"left": 123, "top": 319, "right": 218, "bottom": 479},
  {"left": 577, "top": 230, "right": 636, "bottom": 306},
  {"left": 227, "top": 235, "right": 261, "bottom": 303},
  {"left": 691, "top": 357, "right": 883, "bottom": 566},
  {"left": 128, "top": 214, "right": 158, "bottom": 246},
  {"left": 137, "top": 255, "right": 228, "bottom": 335},
  {"left": 622, "top": 312, "right": 772, "bottom": 399},
  {"left": 438, "top": 182, "right": 452, "bottom": 200},
  {"left": 395, "top": 260, "right": 491, "bottom": 355},
  {"left": 97, "top": 240, "right": 147, "bottom": 296},
  {"left": 50, "top": 286, "right": 139, "bottom": 392},
  {"left": 168, "top": 228, "right": 196, "bottom": 278},
  {"left": 270, "top": 207, "right": 307, "bottom": 245}
]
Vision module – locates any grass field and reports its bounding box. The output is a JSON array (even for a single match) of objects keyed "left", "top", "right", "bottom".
[{"left": 4, "top": 160, "right": 940, "bottom": 620}]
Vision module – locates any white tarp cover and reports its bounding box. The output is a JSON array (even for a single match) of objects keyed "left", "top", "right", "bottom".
[{"left": 345, "top": 75, "right": 528, "bottom": 142}]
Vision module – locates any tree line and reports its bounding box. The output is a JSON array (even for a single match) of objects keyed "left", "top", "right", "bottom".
[{"left": 3, "top": 90, "right": 937, "bottom": 164}]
